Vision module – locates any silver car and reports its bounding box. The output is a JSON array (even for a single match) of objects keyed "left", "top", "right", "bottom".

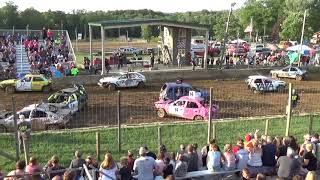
[{"left": 270, "top": 66, "right": 307, "bottom": 80}]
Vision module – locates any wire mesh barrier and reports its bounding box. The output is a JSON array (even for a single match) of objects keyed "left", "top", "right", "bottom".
[{"left": 0, "top": 79, "right": 320, "bottom": 172}]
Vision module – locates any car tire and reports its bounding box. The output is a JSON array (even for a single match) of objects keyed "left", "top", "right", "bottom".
[
  {"left": 194, "top": 115, "right": 204, "bottom": 120},
  {"left": 42, "top": 86, "right": 51, "bottom": 93},
  {"left": 137, "top": 82, "right": 145, "bottom": 89},
  {"left": 277, "top": 85, "right": 285, "bottom": 92},
  {"left": 108, "top": 84, "right": 117, "bottom": 91},
  {"left": 253, "top": 88, "right": 261, "bottom": 94},
  {"left": 157, "top": 109, "right": 166, "bottom": 118},
  {"left": 296, "top": 75, "right": 303, "bottom": 81},
  {"left": 46, "top": 124, "right": 60, "bottom": 130},
  {"left": 0, "top": 125, "right": 7, "bottom": 133},
  {"left": 5, "top": 86, "right": 15, "bottom": 94}
]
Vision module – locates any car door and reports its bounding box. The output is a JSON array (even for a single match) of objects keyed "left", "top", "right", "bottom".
[
  {"left": 126, "top": 73, "right": 137, "bottom": 87},
  {"left": 168, "top": 100, "right": 186, "bottom": 117},
  {"left": 263, "top": 79, "right": 274, "bottom": 91},
  {"left": 254, "top": 78, "right": 264, "bottom": 91},
  {"left": 184, "top": 101, "right": 200, "bottom": 119},
  {"left": 117, "top": 75, "right": 128, "bottom": 87},
  {"left": 30, "top": 110, "right": 47, "bottom": 130},
  {"left": 32, "top": 77, "right": 45, "bottom": 91},
  {"left": 280, "top": 67, "right": 289, "bottom": 77},
  {"left": 15, "top": 77, "right": 32, "bottom": 91},
  {"left": 288, "top": 67, "right": 298, "bottom": 78}
]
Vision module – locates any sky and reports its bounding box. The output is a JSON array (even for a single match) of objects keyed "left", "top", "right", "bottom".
[{"left": 0, "top": 0, "right": 246, "bottom": 13}]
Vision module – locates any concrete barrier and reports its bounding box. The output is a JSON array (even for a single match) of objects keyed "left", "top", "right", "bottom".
[{"left": 52, "top": 66, "right": 320, "bottom": 86}]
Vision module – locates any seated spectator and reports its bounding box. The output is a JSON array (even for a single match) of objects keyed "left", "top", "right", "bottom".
[
  {"left": 277, "top": 147, "right": 301, "bottom": 179},
  {"left": 69, "top": 151, "right": 86, "bottom": 179},
  {"left": 223, "top": 143, "right": 236, "bottom": 171},
  {"left": 242, "top": 168, "right": 250, "bottom": 180},
  {"left": 185, "top": 144, "right": 198, "bottom": 172},
  {"left": 63, "top": 170, "right": 76, "bottom": 180},
  {"left": 305, "top": 171, "right": 317, "bottom": 180},
  {"left": 236, "top": 140, "right": 249, "bottom": 171},
  {"left": 247, "top": 139, "right": 262, "bottom": 167},
  {"left": 192, "top": 143, "right": 202, "bottom": 169},
  {"left": 262, "top": 136, "right": 277, "bottom": 167},
  {"left": 300, "top": 134, "right": 316, "bottom": 156},
  {"left": 174, "top": 153, "right": 188, "bottom": 177},
  {"left": 127, "top": 150, "right": 135, "bottom": 172},
  {"left": 99, "top": 153, "right": 118, "bottom": 180},
  {"left": 207, "top": 144, "right": 223, "bottom": 171},
  {"left": 46, "top": 155, "right": 65, "bottom": 179},
  {"left": 6, "top": 160, "right": 27, "bottom": 180},
  {"left": 133, "top": 147, "right": 156, "bottom": 180},
  {"left": 162, "top": 157, "right": 173, "bottom": 179},
  {"left": 232, "top": 138, "right": 244, "bottom": 154},
  {"left": 302, "top": 143, "right": 317, "bottom": 171},
  {"left": 119, "top": 157, "right": 132, "bottom": 180},
  {"left": 26, "top": 156, "right": 43, "bottom": 175}
]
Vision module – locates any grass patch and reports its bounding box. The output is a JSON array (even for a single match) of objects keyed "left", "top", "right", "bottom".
[{"left": 0, "top": 115, "right": 318, "bottom": 172}]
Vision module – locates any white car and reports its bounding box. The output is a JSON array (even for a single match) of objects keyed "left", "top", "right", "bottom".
[
  {"left": 118, "top": 47, "right": 142, "bottom": 55},
  {"left": 270, "top": 66, "right": 307, "bottom": 80},
  {"left": 98, "top": 72, "right": 146, "bottom": 91},
  {"left": 0, "top": 104, "right": 71, "bottom": 132},
  {"left": 246, "top": 75, "right": 286, "bottom": 93}
]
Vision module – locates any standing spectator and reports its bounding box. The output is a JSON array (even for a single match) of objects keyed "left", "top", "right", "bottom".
[
  {"left": 127, "top": 150, "right": 135, "bottom": 172},
  {"left": 85, "top": 155, "right": 99, "bottom": 180},
  {"left": 177, "top": 144, "right": 187, "bottom": 158},
  {"left": 276, "top": 147, "right": 301, "bottom": 179},
  {"left": 83, "top": 57, "right": 90, "bottom": 74},
  {"left": 192, "top": 143, "right": 203, "bottom": 169},
  {"left": 47, "top": 155, "right": 65, "bottom": 179},
  {"left": 247, "top": 140, "right": 263, "bottom": 167},
  {"left": 145, "top": 146, "right": 157, "bottom": 160},
  {"left": 99, "top": 153, "right": 118, "bottom": 180},
  {"left": 155, "top": 153, "right": 165, "bottom": 176},
  {"left": 42, "top": 27, "right": 48, "bottom": 40},
  {"left": 262, "top": 136, "right": 277, "bottom": 167},
  {"left": 6, "top": 160, "right": 27, "bottom": 180},
  {"left": 26, "top": 156, "right": 43, "bottom": 175},
  {"left": 223, "top": 144, "right": 236, "bottom": 171},
  {"left": 300, "top": 134, "right": 316, "bottom": 156},
  {"left": 150, "top": 52, "right": 155, "bottom": 68},
  {"left": 119, "top": 157, "right": 131, "bottom": 180},
  {"left": 302, "top": 144, "right": 317, "bottom": 171},
  {"left": 176, "top": 52, "right": 181, "bottom": 68},
  {"left": 305, "top": 171, "right": 317, "bottom": 180},
  {"left": 236, "top": 140, "right": 249, "bottom": 171},
  {"left": 162, "top": 157, "right": 173, "bottom": 179},
  {"left": 174, "top": 154, "right": 188, "bottom": 178},
  {"left": 17, "top": 114, "right": 31, "bottom": 153},
  {"left": 69, "top": 151, "right": 86, "bottom": 179},
  {"left": 186, "top": 144, "right": 198, "bottom": 172},
  {"left": 207, "top": 144, "right": 223, "bottom": 171},
  {"left": 232, "top": 138, "right": 244, "bottom": 154},
  {"left": 133, "top": 147, "right": 156, "bottom": 180}
]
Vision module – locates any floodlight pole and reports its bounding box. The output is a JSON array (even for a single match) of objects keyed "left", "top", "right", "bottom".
[
  {"left": 298, "top": 10, "right": 307, "bottom": 67},
  {"left": 220, "top": 2, "right": 236, "bottom": 69}
]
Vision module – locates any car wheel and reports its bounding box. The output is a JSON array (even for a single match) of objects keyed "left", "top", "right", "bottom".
[
  {"left": 194, "top": 115, "right": 204, "bottom": 120},
  {"left": 253, "top": 88, "right": 261, "bottom": 94},
  {"left": 108, "top": 84, "right": 117, "bottom": 91},
  {"left": 0, "top": 125, "right": 7, "bottom": 133},
  {"left": 296, "top": 75, "right": 303, "bottom": 81},
  {"left": 46, "top": 124, "right": 60, "bottom": 130},
  {"left": 5, "top": 86, "right": 15, "bottom": 94},
  {"left": 137, "top": 82, "right": 145, "bottom": 89},
  {"left": 277, "top": 85, "right": 285, "bottom": 92},
  {"left": 157, "top": 109, "right": 166, "bottom": 118},
  {"left": 42, "top": 86, "right": 51, "bottom": 93}
]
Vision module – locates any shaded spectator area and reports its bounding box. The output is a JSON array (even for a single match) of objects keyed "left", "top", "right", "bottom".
[{"left": 88, "top": 19, "right": 211, "bottom": 74}]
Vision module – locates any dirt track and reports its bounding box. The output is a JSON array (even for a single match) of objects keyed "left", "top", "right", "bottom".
[{"left": 1, "top": 73, "right": 319, "bottom": 128}]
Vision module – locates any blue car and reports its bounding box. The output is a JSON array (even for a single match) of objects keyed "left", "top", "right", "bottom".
[{"left": 159, "top": 80, "right": 209, "bottom": 101}]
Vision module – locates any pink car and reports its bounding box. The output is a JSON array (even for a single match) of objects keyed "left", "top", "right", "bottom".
[{"left": 155, "top": 96, "right": 220, "bottom": 120}]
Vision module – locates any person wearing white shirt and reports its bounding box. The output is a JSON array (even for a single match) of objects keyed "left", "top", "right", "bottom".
[{"left": 133, "top": 147, "right": 156, "bottom": 180}]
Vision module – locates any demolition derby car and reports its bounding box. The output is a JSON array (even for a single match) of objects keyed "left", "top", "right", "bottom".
[
  {"left": 46, "top": 84, "right": 88, "bottom": 114},
  {"left": 159, "top": 80, "right": 209, "bottom": 101},
  {"left": 98, "top": 72, "right": 146, "bottom": 90},
  {"left": 0, "top": 74, "right": 52, "bottom": 93},
  {"left": 155, "top": 91, "right": 219, "bottom": 120},
  {"left": 270, "top": 66, "right": 307, "bottom": 81},
  {"left": 246, "top": 75, "right": 286, "bottom": 93},
  {"left": 0, "top": 103, "right": 71, "bottom": 133}
]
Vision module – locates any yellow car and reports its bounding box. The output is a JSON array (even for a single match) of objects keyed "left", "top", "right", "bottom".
[{"left": 0, "top": 74, "right": 52, "bottom": 93}]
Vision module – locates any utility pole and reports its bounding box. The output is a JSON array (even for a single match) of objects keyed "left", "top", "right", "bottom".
[{"left": 298, "top": 10, "right": 307, "bottom": 67}]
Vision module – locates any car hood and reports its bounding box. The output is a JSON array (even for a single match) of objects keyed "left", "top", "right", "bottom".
[
  {"left": 0, "top": 79, "right": 16, "bottom": 85},
  {"left": 99, "top": 76, "right": 118, "bottom": 82}
]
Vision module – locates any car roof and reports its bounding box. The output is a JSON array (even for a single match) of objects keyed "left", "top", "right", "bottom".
[
  {"left": 59, "top": 88, "right": 78, "bottom": 93},
  {"left": 248, "top": 75, "right": 269, "bottom": 79},
  {"left": 179, "top": 96, "right": 204, "bottom": 102},
  {"left": 25, "top": 74, "right": 45, "bottom": 78},
  {"left": 164, "top": 82, "right": 192, "bottom": 88}
]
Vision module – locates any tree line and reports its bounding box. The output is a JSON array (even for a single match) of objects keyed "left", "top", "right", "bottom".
[{"left": 0, "top": 0, "right": 319, "bottom": 42}]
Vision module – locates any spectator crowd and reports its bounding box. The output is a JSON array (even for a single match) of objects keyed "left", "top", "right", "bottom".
[
  {"left": 0, "top": 34, "right": 17, "bottom": 79},
  {"left": 1, "top": 130, "right": 320, "bottom": 180}
]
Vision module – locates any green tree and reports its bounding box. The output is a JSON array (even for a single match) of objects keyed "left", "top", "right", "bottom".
[
  {"left": 20, "top": 8, "right": 44, "bottom": 29},
  {"left": 0, "top": 1, "right": 20, "bottom": 28},
  {"left": 141, "top": 25, "right": 152, "bottom": 41}
]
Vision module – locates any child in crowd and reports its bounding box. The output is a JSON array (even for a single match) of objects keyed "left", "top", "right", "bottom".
[
  {"left": 207, "top": 144, "right": 223, "bottom": 172},
  {"left": 223, "top": 144, "right": 236, "bottom": 171},
  {"left": 119, "top": 157, "right": 132, "bottom": 180}
]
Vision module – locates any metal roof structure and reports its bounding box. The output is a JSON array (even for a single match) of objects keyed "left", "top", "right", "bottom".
[{"left": 88, "top": 19, "right": 210, "bottom": 31}]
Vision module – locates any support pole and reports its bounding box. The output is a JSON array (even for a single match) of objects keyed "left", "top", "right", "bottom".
[
  {"left": 23, "top": 138, "right": 29, "bottom": 164},
  {"left": 12, "top": 97, "right": 19, "bottom": 161},
  {"left": 265, "top": 119, "right": 269, "bottom": 136},
  {"left": 309, "top": 115, "right": 314, "bottom": 134},
  {"left": 89, "top": 25, "right": 93, "bottom": 64},
  {"left": 203, "top": 30, "right": 209, "bottom": 69},
  {"left": 298, "top": 10, "right": 307, "bottom": 67},
  {"left": 96, "top": 132, "right": 100, "bottom": 161},
  {"left": 117, "top": 91, "right": 121, "bottom": 152},
  {"left": 207, "top": 87, "right": 213, "bottom": 143},
  {"left": 285, "top": 83, "right": 292, "bottom": 136},
  {"left": 212, "top": 123, "right": 216, "bottom": 140},
  {"left": 75, "top": 28, "right": 78, "bottom": 53},
  {"left": 101, "top": 26, "right": 105, "bottom": 75},
  {"left": 158, "top": 126, "right": 162, "bottom": 149}
]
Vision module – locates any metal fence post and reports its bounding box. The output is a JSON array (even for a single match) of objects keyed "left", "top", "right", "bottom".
[
  {"left": 117, "top": 91, "right": 121, "bottom": 152},
  {"left": 207, "top": 87, "right": 213, "bottom": 143},
  {"left": 23, "top": 138, "right": 29, "bottom": 164},
  {"left": 309, "top": 115, "right": 314, "bottom": 134},
  {"left": 265, "top": 119, "right": 269, "bottom": 136},
  {"left": 285, "top": 83, "right": 292, "bottom": 136},
  {"left": 158, "top": 126, "right": 162, "bottom": 149},
  {"left": 212, "top": 123, "right": 216, "bottom": 140},
  {"left": 96, "top": 131, "right": 100, "bottom": 161},
  {"left": 12, "top": 96, "right": 20, "bottom": 161}
]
